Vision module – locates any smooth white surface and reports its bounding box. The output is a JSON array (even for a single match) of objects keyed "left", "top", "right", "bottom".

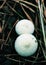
[
  {"left": 14, "top": 34, "right": 38, "bottom": 57},
  {"left": 15, "top": 19, "right": 34, "bottom": 35}
]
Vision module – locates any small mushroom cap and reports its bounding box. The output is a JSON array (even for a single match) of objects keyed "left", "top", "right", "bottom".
[
  {"left": 14, "top": 34, "right": 38, "bottom": 57},
  {"left": 15, "top": 19, "right": 34, "bottom": 35}
]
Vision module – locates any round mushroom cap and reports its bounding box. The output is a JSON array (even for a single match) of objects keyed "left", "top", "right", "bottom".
[
  {"left": 14, "top": 34, "right": 38, "bottom": 57},
  {"left": 15, "top": 19, "right": 34, "bottom": 35}
]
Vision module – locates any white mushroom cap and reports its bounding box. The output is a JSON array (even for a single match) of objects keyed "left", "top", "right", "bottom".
[
  {"left": 14, "top": 34, "right": 38, "bottom": 57},
  {"left": 15, "top": 19, "right": 34, "bottom": 35}
]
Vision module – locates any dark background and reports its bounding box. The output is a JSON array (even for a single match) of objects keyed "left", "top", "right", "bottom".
[{"left": 0, "top": 0, "right": 46, "bottom": 65}]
